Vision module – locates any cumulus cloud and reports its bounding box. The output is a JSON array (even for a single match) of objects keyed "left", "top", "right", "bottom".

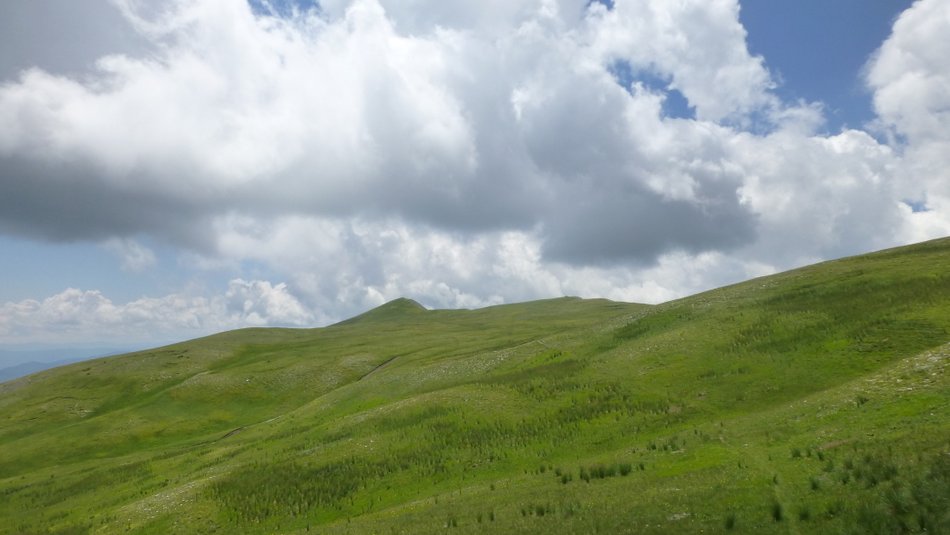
[
  {"left": 223, "top": 279, "right": 315, "bottom": 326},
  {"left": 0, "top": 279, "right": 314, "bottom": 345},
  {"left": 0, "top": 0, "right": 775, "bottom": 263},
  {"left": 590, "top": 0, "right": 777, "bottom": 123},
  {"left": 0, "top": 0, "right": 948, "bottom": 345},
  {"left": 868, "top": 0, "right": 950, "bottom": 146},
  {"left": 866, "top": 0, "right": 950, "bottom": 242},
  {"left": 733, "top": 128, "right": 903, "bottom": 265}
]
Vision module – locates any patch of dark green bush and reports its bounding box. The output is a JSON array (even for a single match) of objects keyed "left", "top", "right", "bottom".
[
  {"left": 724, "top": 513, "right": 736, "bottom": 530},
  {"left": 771, "top": 502, "right": 783, "bottom": 522}
]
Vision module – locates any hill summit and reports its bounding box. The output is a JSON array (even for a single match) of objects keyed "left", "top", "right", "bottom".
[{"left": 334, "top": 297, "right": 427, "bottom": 325}]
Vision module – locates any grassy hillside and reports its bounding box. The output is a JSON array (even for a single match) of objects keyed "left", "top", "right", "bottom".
[{"left": 1, "top": 238, "right": 949, "bottom": 534}]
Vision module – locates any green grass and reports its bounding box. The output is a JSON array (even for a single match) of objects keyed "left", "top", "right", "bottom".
[{"left": 1, "top": 238, "right": 950, "bottom": 533}]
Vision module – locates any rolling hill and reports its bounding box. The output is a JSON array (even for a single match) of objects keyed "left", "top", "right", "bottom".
[{"left": 1, "top": 238, "right": 949, "bottom": 534}]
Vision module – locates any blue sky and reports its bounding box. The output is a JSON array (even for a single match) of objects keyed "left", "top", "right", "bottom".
[
  {"left": 0, "top": 0, "right": 947, "bottom": 361},
  {"left": 739, "top": 0, "right": 911, "bottom": 132},
  {"left": 605, "top": 0, "right": 911, "bottom": 128}
]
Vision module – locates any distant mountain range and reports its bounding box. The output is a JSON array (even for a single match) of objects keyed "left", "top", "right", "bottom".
[
  {"left": 0, "top": 347, "right": 131, "bottom": 382},
  {"left": 0, "top": 358, "right": 80, "bottom": 382}
]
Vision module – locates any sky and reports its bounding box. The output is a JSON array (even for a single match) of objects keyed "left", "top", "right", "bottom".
[{"left": 1, "top": 0, "right": 948, "bottom": 356}]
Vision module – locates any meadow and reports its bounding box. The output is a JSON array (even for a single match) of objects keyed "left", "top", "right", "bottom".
[{"left": 1, "top": 238, "right": 948, "bottom": 533}]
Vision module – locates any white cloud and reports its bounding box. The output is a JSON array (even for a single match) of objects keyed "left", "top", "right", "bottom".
[
  {"left": 0, "top": 280, "right": 314, "bottom": 345},
  {"left": 732, "top": 128, "right": 903, "bottom": 265},
  {"left": 867, "top": 0, "right": 950, "bottom": 146},
  {"left": 223, "top": 279, "right": 314, "bottom": 326},
  {"left": 590, "top": 0, "right": 777, "bottom": 123},
  {"left": 0, "top": 0, "right": 769, "bottom": 255},
  {"left": 866, "top": 0, "right": 950, "bottom": 242}
]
